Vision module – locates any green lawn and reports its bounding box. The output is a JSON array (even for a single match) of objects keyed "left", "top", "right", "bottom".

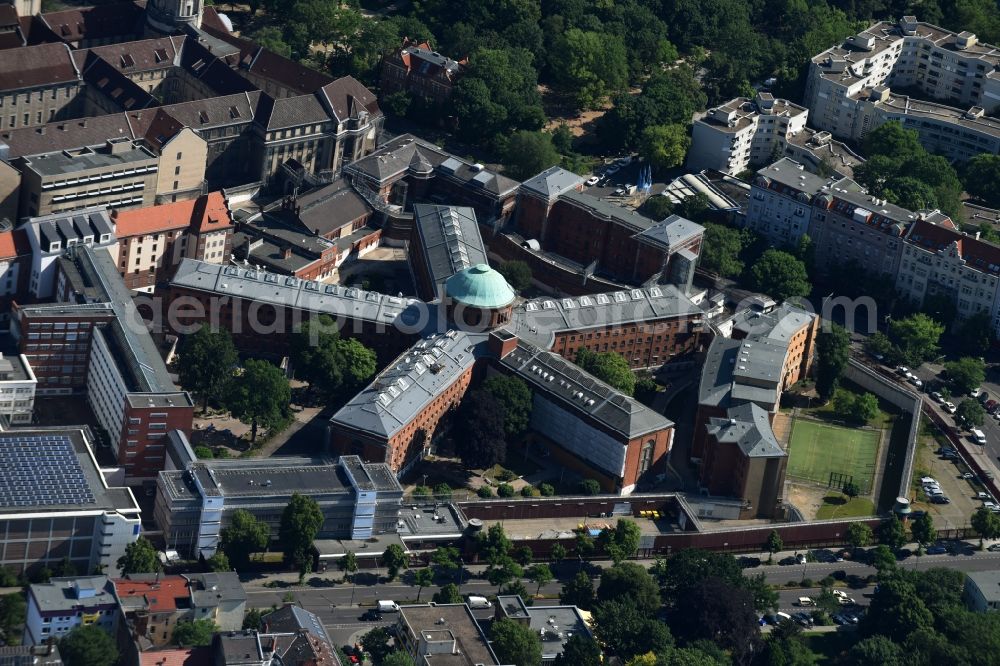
[
  {"left": 787, "top": 418, "right": 880, "bottom": 493},
  {"left": 815, "top": 494, "right": 876, "bottom": 519}
]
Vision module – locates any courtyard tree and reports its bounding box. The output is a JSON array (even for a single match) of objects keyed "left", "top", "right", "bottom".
[
  {"left": 454, "top": 390, "right": 507, "bottom": 468},
  {"left": 117, "top": 537, "right": 160, "bottom": 575},
  {"left": 382, "top": 543, "right": 409, "bottom": 581},
  {"left": 177, "top": 327, "right": 238, "bottom": 410},
  {"left": 815, "top": 325, "right": 851, "bottom": 402},
  {"left": 360, "top": 627, "right": 393, "bottom": 664},
  {"left": 498, "top": 261, "right": 532, "bottom": 292},
  {"left": 173, "top": 619, "right": 217, "bottom": 647},
  {"left": 575, "top": 349, "right": 636, "bottom": 395},
  {"left": 290, "top": 315, "right": 377, "bottom": 404},
  {"left": 944, "top": 357, "right": 986, "bottom": 396},
  {"left": 279, "top": 494, "right": 324, "bottom": 574},
  {"left": 847, "top": 522, "right": 873, "bottom": 552},
  {"left": 60, "top": 625, "right": 119, "bottom": 666},
  {"left": 749, "top": 249, "right": 810, "bottom": 302},
  {"left": 766, "top": 530, "right": 783, "bottom": 563},
  {"left": 220, "top": 509, "right": 271, "bottom": 570},
  {"left": 242, "top": 608, "right": 263, "bottom": 631},
  {"left": 225, "top": 359, "right": 290, "bottom": 442},
  {"left": 482, "top": 375, "right": 533, "bottom": 438},
  {"left": 699, "top": 223, "right": 744, "bottom": 278},
  {"left": 972, "top": 506, "right": 1000, "bottom": 547}
]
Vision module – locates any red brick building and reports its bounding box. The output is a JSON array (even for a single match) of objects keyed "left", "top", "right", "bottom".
[{"left": 379, "top": 39, "right": 466, "bottom": 107}]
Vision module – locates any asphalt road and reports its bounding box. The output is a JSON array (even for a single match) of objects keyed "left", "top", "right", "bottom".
[{"left": 246, "top": 547, "right": 1000, "bottom": 647}]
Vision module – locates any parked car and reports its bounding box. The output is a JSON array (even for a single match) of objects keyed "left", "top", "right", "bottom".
[
  {"left": 605, "top": 165, "right": 620, "bottom": 175},
  {"left": 926, "top": 545, "right": 948, "bottom": 554},
  {"left": 986, "top": 400, "right": 998, "bottom": 413},
  {"left": 792, "top": 612, "right": 814, "bottom": 627},
  {"left": 987, "top": 543, "right": 1000, "bottom": 552},
  {"left": 359, "top": 610, "right": 383, "bottom": 622},
  {"left": 978, "top": 390, "right": 989, "bottom": 403},
  {"left": 737, "top": 556, "right": 762, "bottom": 568},
  {"left": 962, "top": 472, "right": 976, "bottom": 480},
  {"left": 909, "top": 376, "right": 924, "bottom": 388},
  {"left": 943, "top": 401, "right": 957, "bottom": 414},
  {"left": 585, "top": 176, "right": 600, "bottom": 186},
  {"left": 930, "top": 496, "right": 951, "bottom": 504},
  {"left": 984, "top": 501, "right": 999, "bottom": 511},
  {"left": 920, "top": 476, "right": 937, "bottom": 485},
  {"left": 897, "top": 366, "right": 910, "bottom": 375},
  {"left": 931, "top": 392, "right": 944, "bottom": 403},
  {"left": 977, "top": 491, "right": 991, "bottom": 500},
  {"left": 613, "top": 187, "right": 626, "bottom": 196},
  {"left": 832, "top": 614, "right": 849, "bottom": 625}
]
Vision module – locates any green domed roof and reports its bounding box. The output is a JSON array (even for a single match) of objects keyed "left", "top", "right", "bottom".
[{"left": 445, "top": 264, "right": 516, "bottom": 309}]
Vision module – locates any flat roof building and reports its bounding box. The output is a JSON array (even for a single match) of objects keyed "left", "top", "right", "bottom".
[
  {"left": 494, "top": 596, "right": 591, "bottom": 665},
  {"left": 24, "top": 576, "right": 118, "bottom": 646},
  {"left": 395, "top": 603, "right": 500, "bottom": 666},
  {"left": 965, "top": 570, "right": 1000, "bottom": 612},
  {"left": 155, "top": 453, "right": 402, "bottom": 559},
  {"left": 0, "top": 427, "right": 141, "bottom": 576}
]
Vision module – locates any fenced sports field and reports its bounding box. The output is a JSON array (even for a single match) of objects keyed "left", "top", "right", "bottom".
[{"left": 786, "top": 418, "right": 880, "bottom": 493}]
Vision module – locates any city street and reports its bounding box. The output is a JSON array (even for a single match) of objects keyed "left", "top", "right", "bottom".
[{"left": 243, "top": 545, "right": 1000, "bottom": 645}]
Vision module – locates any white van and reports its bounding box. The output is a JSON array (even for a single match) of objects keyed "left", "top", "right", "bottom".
[
  {"left": 973, "top": 428, "right": 988, "bottom": 444},
  {"left": 797, "top": 597, "right": 814, "bottom": 606},
  {"left": 466, "top": 595, "right": 491, "bottom": 609},
  {"left": 776, "top": 612, "right": 792, "bottom": 623},
  {"left": 377, "top": 600, "right": 400, "bottom": 613}
]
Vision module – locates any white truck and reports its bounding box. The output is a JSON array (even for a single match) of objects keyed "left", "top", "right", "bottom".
[{"left": 377, "top": 600, "right": 400, "bottom": 613}]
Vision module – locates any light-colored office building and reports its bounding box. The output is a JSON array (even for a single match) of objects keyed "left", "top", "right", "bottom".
[
  {"left": 22, "top": 207, "right": 118, "bottom": 299},
  {"left": 0, "top": 351, "right": 37, "bottom": 427},
  {"left": 688, "top": 93, "right": 808, "bottom": 175},
  {"left": 16, "top": 138, "right": 158, "bottom": 218}
]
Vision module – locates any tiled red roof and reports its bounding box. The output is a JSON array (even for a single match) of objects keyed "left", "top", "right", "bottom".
[
  {"left": 138, "top": 647, "right": 212, "bottom": 666},
  {"left": 907, "top": 219, "right": 1000, "bottom": 274},
  {"left": 113, "top": 192, "right": 232, "bottom": 237},
  {"left": 0, "top": 229, "right": 32, "bottom": 260},
  {"left": 112, "top": 576, "right": 189, "bottom": 613}
]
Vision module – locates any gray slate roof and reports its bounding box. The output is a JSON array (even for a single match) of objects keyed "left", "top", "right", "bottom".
[
  {"left": 506, "top": 284, "right": 703, "bottom": 350},
  {"left": 634, "top": 214, "right": 704, "bottom": 251},
  {"left": 290, "top": 179, "right": 372, "bottom": 237},
  {"left": 328, "top": 330, "right": 488, "bottom": 440},
  {"left": 755, "top": 157, "right": 842, "bottom": 196},
  {"left": 412, "top": 204, "right": 487, "bottom": 291},
  {"left": 706, "top": 403, "right": 785, "bottom": 458},
  {"left": 499, "top": 340, "right": 673, "bottom": 439},
  {"left": 559, "top": 190, "right": 659, "bottom": 232},
  {"left": 29, "top": 576, "right": 115, "bottom": 613},
  {"left": 520, "top": 166, "right": 585, "bottom": 201},
  {"left": 186, "top": 572, "right": 246, "bottom": 607},
  {"left": 170, "top": 259, "right": 425, "bottom": 331}
]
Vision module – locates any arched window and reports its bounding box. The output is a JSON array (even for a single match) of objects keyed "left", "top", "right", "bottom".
[{"left": 638, "top": 440, "right": 654, "bottom": 474}]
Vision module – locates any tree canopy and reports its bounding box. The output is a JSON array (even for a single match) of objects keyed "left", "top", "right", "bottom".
[
  {"left": 455, "top": 389, "right": 507, "bottom": 468},
  {"left": 576, "top": 349, "right": 636, "bottom": 395},
  {"left": 225, "top": 359, "right": 290, "bottom": 442},
  {"left": 815, "top": 324, "right": 850, "bottom": 401},
  {"left": 177, "top": 328, "right": 238, "bottom": 410},
  {"left": 60, "top": 625, "right": 118, "bottom": 666},
  {"left": 640, "top": 124, "right": 691, "bottom": 171},
  {"left": 173, "top": 619, "right": 217, "bottom": 647},
  {"left": 597, "top": 562, "right": 661, "bottom": 614},
  {"left": 491, "top": 617, "right": 543, "bottom": 666},
  {"left": 750, "top": 249, "right": 811, "bottom": 302},
  {"left": 117, "top": 536, "right": 160, "bottom": 575},
  {"left": 502, "top": 131, "right": 563, "bottom": 180},
  {"left": 290, "top": 315, "right": 377, "bottom": 405},
  {"left": 220, "top": 509, "right": 271, "bottom": 571},
  {"left": 944, "top": 357, "right": 986, "bottom": 396},
  {"left": 481, "top": 375, "right": 533, "bottom": 438},
  {"left": 888, "top": 314, "right": 944, "bottom": 366},
  {"left": 498, "top": 260, "right": 532, "bottom": 292},
  {"left": 279, "top": 494, "right": 324, "bottom": 572}
]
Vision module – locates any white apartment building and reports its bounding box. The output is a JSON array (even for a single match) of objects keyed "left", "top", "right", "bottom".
[
  {"left": 0, "top": 352, "right": 37, "bottom": 427},
  {"left": 687, "top": 93, "right": 808, "bottom": 174},
  {"left": 24, "top": 576, "right": 119, "bottom": 645},
  {"left": 804, "top": 16, "right": 1000, "bottom": 156},
  {"left": 742, "top": 158, "right": 844, "bottom": 248},
  {"left": 22, "top": 207, "right": 117, "bottom": 299},
  {"left": 898, "top": 219, "right": 1000, "bottom": 334}
]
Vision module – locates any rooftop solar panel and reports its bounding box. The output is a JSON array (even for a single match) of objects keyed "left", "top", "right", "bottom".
[{"left": 0, "top": 435, "right": 95, "bottom": 508}]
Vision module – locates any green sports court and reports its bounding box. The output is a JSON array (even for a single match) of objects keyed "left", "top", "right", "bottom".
[{"left": 786, "top": 418, "right": 880, "bottom": 493}]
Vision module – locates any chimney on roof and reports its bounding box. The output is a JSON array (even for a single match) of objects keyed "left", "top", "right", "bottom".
[
  {"left": 81, "top": 119, "right": 87, "bottom": 128},
  {"left": 282, "top": 246, "right": 292, "bottom": 260}
]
